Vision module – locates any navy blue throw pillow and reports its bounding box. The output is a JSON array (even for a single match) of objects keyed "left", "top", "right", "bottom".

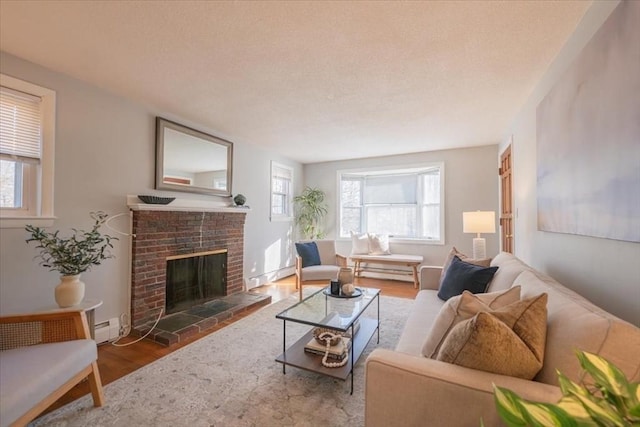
[
  {"left": 437, "top": 255, "right": 499, "bottom": 301},
  {"left": 295, "top": 242, "right": 321, "bottom": 268}
]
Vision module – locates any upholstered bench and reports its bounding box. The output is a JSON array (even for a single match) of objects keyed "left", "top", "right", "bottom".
[{"left": 350, "top": 254, "right": 424, "bottom": 288}]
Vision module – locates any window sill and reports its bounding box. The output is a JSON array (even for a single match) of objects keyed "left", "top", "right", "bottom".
[
  {"left": 270, "top": 216, "right": 293, "bottom": 223},
  {"left": 0, "top": 216, "right": 56, "bottom": 229}
]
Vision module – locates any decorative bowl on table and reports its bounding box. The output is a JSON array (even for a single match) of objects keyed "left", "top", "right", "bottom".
[
  {"left": 137, "top": 195, "right": 176, "bottom": 205},
  {"left": 313, "top": 327, "right": 343, "bottom": 346}
]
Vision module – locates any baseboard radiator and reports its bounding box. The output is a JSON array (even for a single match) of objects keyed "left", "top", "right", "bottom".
[{"left": 94, "top": 317, "right": 120, "bottom": 344}]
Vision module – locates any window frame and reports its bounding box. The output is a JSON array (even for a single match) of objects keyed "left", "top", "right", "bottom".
[
  {"left": 336, "top": 163, "right": 445, "bottom": 245},
  {"left": 0, "top": 74, "right": 56, "bottom": 228},
  {"left": 270, "top": 161, "right": 293, "bottom": 222}
]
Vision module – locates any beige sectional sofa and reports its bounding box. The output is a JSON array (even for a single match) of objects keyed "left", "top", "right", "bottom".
[{"left": 364, "top": 252, "right": 640, "bottom": 427}]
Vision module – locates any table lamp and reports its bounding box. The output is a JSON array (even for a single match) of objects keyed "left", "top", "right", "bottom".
[{"left": 463, "top": 211, "right": 496, "bottom": 259}]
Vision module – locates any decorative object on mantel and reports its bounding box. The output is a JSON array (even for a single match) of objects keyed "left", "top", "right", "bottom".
[
  {"left": 25, "top": 211, "right": 117, "bottom": 308},
  {"left": 137, "top": 195, "right": 176, "bottom": 205},
  {"left": 233, "top": 194, "right": 246, "bottom": 206}
]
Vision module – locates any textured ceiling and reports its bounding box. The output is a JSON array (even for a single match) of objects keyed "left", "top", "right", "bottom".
[{"left": 0, "top": 1, "right": 591, "bottom": 164}]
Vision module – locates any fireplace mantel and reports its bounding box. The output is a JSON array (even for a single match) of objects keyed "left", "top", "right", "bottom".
[{"left": 127, "top": 195, "right": 251, "bottom": 213}]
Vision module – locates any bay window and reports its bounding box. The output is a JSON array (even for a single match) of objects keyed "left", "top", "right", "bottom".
[{"left": 339, "top": 164, "right": 443, "bottom": 242}]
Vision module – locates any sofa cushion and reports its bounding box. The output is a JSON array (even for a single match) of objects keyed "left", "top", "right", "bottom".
[
  {"left": 486, "top": 252, "right": 532, "bottom": 292},
  {"left": 0, "top": 340, "right": 97, "bottom": 427},
  {"left": 437, "top": 293, "right": 548, "bottom": 380},
  {"left": 439, "top": 247, "right": 491, "bottom": 286},
  {"left": 437, "top": 256, "right": 498, "bottom": 301},
  {"left": 368, "top": 233, "right": 391, "bottom": 255},
  {"left": 395, "top": 290, "right": 445, "bottom": 355},
  {"left": 295, "top": 242, "right": 321, "bottom": 267},
  {"left": 421, "top": 286, "right": 521, "bottom": 358},
  {"left": 515, "top": 270, "right": 640, "bottom": 385},
  {"left": 350, "top": 231, "right": 370, "bottom": 255},
  {"left": 300, "top": 265, "right": 341, "bottom": 281}
]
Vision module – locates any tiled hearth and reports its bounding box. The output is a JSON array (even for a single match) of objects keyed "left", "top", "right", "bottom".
[
  {"left": 127, "top": 196, "right": 271, "bottom": 345},
  {"left": 136, "top": 291, "right": 271, "bottom": 346}
]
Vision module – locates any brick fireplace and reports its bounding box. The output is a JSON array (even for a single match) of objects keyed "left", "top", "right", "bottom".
[{"left": 129, "top": 204, "right": 248, "bottom": 337}]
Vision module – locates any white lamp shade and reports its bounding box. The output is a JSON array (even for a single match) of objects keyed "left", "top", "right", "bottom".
[{"left": 463, "top": 211, "right": 496, "bottom": 234}]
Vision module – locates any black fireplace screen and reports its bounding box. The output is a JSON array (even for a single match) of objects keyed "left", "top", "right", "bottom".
[{"left": 165, "top": 251, "right": 227, "bottom": 314}]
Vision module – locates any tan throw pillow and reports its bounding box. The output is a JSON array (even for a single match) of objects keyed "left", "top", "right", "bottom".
[
  {"left": 421, "top": 286, "right": 521, "bottom": 358},
  {"left": 436, "top": 293, "right": 548, "bottom": 380},
  {"left": 440, "top": 247, "right": 491, "bottom": 286}
]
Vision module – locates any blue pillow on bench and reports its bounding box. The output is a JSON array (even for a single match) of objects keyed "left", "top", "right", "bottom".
[
  {"left": 295, "top": 242, "right": 322, "bottom": 268},
  {"left": 438, "top": 255, "right": 499, "bottom": 301}
]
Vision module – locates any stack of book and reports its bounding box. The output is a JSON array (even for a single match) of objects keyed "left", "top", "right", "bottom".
[{"left": 304, "top": 335, "right": 352, "bottom": 361}]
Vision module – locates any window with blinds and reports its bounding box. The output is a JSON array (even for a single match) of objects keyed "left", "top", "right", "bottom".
[
  {"left": 0, "top": 74, "right": 55, "bottom": 223},
  {"left": 339, "top": 165, "right": 444, "bottom": 242},
  {"left": 271, "top": 161, "right": 293, "bottom": 220},
  {"left": 0, "top": 87, "right": 42, "bottom": 164}
]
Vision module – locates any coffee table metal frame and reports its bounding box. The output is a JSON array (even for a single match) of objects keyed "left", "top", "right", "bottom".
[{"left": 275, "top": 287, "right": 380, "bottom": 394}]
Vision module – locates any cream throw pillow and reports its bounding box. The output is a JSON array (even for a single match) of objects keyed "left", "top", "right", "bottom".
[
  {"left": 350, "top": 231, "right": 370, "bottom": 255},
  {"left": 436, "top": 293, "right": 548, "bottom": 380},
  {"left": 368, "top": 233, "right": 391, "bottom": 255},
  {"left": 440, "top": 247, "right": 491, "bottom": 286},
  {"left": 421, "top": 286, "right": 521, "bottom": 358}
]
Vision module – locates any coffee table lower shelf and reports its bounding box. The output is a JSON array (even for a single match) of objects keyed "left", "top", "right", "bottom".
[{"left": 275, "top": 317, "right": 379, "bottom": 393}]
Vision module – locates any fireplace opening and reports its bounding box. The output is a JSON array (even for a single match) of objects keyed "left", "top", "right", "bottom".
[{"left": 165, "top": 250, "right": 227, "bottom": 315}]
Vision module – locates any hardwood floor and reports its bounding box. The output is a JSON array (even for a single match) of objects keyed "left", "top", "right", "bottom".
[{"left": 44, "top": 276, "right": 418, "bottom": 414}]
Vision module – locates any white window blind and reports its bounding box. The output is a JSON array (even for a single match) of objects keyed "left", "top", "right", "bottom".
[
  {"left": 272, "top": 164, "right": 292, "bottom": 181},
  {"left": 364, "top": 174, "right": 417, "bottom": 204},
  {"left": 0, "top": 86, "right": 42, "bottom": 164}
]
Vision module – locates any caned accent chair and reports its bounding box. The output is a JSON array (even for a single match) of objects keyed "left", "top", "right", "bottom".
[
  {"left": 295, "top": 239, "right": 347, "bottom": 300},
  {"left": 0, "top": 310, "right": 104, "bottom": 426}
]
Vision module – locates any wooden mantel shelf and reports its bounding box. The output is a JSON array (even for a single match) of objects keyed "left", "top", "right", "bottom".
[{"left": 126, "top": 195, "right": 250, "bottom": 213}]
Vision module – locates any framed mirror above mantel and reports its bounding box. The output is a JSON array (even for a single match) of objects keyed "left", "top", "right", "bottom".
[{"left": 155, "top": 117, "right": 233, "bottom": 197}]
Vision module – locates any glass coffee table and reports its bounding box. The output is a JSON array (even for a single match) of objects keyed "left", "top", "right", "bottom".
[{"left": 275, "top": 286, "right": 380, "bottom": 394}]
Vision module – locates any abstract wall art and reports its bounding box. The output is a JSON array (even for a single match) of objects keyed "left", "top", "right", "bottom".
[{"left": 536, "top": 0, "right": 640, "bottom": 243}]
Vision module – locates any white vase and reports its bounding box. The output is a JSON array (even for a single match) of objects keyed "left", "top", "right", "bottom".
[{"left": 55, "top": 274, "right": 85, "bottom": 308}]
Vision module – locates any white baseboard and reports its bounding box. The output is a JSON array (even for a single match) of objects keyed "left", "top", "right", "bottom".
[{"left": 245, "top": 266, "right": 295, "bottom": 290}]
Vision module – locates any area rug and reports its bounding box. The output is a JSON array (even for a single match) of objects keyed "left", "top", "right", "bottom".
[{"left": 33, "top": 289, "right": 413, "bottom": 427}]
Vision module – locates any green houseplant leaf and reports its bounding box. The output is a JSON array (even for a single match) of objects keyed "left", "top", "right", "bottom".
[
  {"left": 493, "top": 351, "right": 640, "bottom": 427},
  {"left": 494, "top": 386, "right": 578, "bottom": 427},
  {"left": 293, "top": 187, "right": 328, "bottom": 239},
  {"left": 26, "top": 211, "right": 118, "bottom": 276}
]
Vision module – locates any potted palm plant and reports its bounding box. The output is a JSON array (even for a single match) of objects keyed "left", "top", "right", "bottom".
[
  {"left": 293, "top": 186, "right": 328, "bottom": 239},
  {"left": 25, "top": 211, "right": 117, "bottom": 307}
]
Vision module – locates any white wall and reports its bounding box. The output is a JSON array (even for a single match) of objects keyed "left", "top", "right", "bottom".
[
  {"left": 500, "top": 0, "right": 640, "bottom": 325},
  {"left": 0, "top": 52, "right": 302, "bottom": 326},
  {"left": 304, "top": 145, "right": 500, "bottom": 267}
]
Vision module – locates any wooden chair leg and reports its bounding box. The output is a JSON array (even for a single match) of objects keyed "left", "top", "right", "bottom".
[{"left": 88, "top": 361, "right": 105, "bottom": 407}]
